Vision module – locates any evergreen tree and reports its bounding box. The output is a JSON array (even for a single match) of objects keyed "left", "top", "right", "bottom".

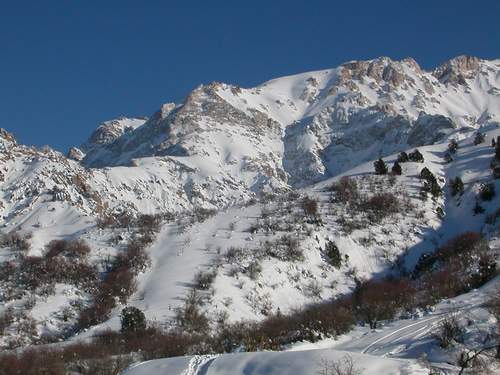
[
  {"left": 473, "top": 200, "right": 485, "bottom": 215},
  {"left": 479, "top": 183, "right": 496, "bottom": 201},
  {"left": 373, "top": 158, "right": 388, "bottom": 175},
  {"left": 391, "top": 161, "right": 402, "bottom": 175},
  {"left": 121, "top": 306, "right": 146, "bottom": 333},
  {"left": 448, "top": 139, "right": 458, "bottom": 154},
  {"left": 420, "top": 167, "right": 436, "bottom": 184},
  {"left": 428, "top": 180, "right": 442, "bottom": 198},
  {"left": 397, "top": 151, "right": 409, "bottom": 163},
  {"left": 449, "top": 177, "right": 464, "bottom": 196},
  {"left": 495, "top": 137, "right": 500, "bottom": 161},
  {"left": 324, "top": 240, "right": 342, "bottom": 269},
  {"left": 408, "top": 149, "right": 424, "bottom": 163},
  {"left": 473, "top": 132, "right": 485, "bottom": 145}
]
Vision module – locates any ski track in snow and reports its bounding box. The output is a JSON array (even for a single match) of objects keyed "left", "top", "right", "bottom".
[
  {"left": 331, "top": 283, "right": 496, "bottom": 359},
  {"left": 181, "top": 355, "right": 219, "bottom": 375}
]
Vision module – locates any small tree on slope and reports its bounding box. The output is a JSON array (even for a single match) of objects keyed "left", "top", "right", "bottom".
[
  {"left": 120, "top": 306, "right": 146, "bottom": 333},
  {"left": 373, "top": 158, "right": 388, "bottom": 175}
]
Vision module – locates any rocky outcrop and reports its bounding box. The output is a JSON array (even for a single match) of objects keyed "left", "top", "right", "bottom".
[{"left": 433, "top": 55, "right": 481, "bottom": 85}]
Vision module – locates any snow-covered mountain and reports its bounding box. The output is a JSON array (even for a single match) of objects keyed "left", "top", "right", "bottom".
[
  {"left": 83, "top": 55, "right": 500, "bottom": 189},
  {"left": 1, "top": 55, "right": 500, "bottom": 374}
]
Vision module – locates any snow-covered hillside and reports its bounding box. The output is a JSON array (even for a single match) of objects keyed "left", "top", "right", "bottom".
[{"left": 0, "top": 55, "right": 499, "bottom": 374}]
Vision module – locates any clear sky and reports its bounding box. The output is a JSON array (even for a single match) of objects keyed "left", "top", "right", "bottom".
[{"left": 1, "top": 0, "right": 498, "bottom": 152}]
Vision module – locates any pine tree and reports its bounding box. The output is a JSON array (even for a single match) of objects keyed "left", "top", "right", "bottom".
[
  {"left": 373, "top": 158, "right": 388, "bottom": 175},
  {"left": 420, "top": 167, "right": 436, "bottom": 184},
  {"left": 408, "top": 149, "right": 424, "bottom": 163},
  {"left": 449, "top": 177, "right": 464, "bottom": 196},
  {"left": 473, "top": 200, "right": 485, "bottom": 215},
  {"left": 121, "top": 306, "right": 146, "bottom": 333},
  {"left": 474, "top": 132, "right": 485, "bottom": 145},
  {"left": 430, "top": 182, "right": 442, "bottom": 198},
  {"left": 495, "top": 137, "right": 500, "bottom": 161},
  {"left": 479, "top": 183, "right": 496, "bottom": 201},
  {"left": 444, "top": 152, "right": 453, "bottom": 164},
  {"left": 448, "top": 139, "right": 458, "bottom": 154},
  {"left": 397, "top": 151, "right": 409, "bottom": 163},
  {"left": 391, "top": 161, "right": 402, "bottom": 175},
  {"left": 324, "top": 240, "right": 342, "bottom": 269}
]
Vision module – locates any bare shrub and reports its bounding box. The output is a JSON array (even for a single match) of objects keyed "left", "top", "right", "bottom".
[
  {"left": 361, "top": 192, "right": 400, "bottom": 221},
  {"left": 330, "top": 176, "right": 359, "bottom": 204},
  {"left": 301, "top": 195, "right": 319, "bottom": 217},
  {"left": 136, "top": 214, "right": 162, "bottom": 234},
  {"left": 194, "top": 270, "right": 216, "bottom": 290},
  {"left": 1, "top": 231, "right": 31, "bottom": 252},
  {"left": 435, "top": 314, "right": 464, "bottom": 348},
  {"left": 96, "top": 213, "right": 116, "bottom": 229},
  {"left": 317, "top": 354, "right": 363, "bottom": 375},
  {"left": 224, "top": 246, "right": 244, "bottom": 263},
  {"left": 175, "top": 288, "right": 209, "bottom": 334},
  {"left": 45, "top": 238, "right": 91, "bottom": 258},
  {"left": 246, "top": 260, "right": 262, "bottom": 280},
  {"left": 354, "top": 279, "right": 415, "bottom": 329},
  {"left": 304, "top": 279, "right": 323, "bottom": 299}
]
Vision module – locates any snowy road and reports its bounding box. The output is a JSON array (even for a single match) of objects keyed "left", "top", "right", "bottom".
[{"left": 327, "top": 278, "right": 498, "bottom": 361}]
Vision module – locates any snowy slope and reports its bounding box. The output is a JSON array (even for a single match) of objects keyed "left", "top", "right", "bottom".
[
  {"left": 0, "top": 56, "right": 499, "bottom": 373},
  {"left": 122, "top": 348, "right": 427, "bottom": 375}
]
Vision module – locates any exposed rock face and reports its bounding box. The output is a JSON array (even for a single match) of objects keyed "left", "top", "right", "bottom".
[
  {"left": 407, "top": 114, "right": 457, "bottom": 146},
  {"left": 67, "top": 147, "right": 85, "bottom": 161},
  {"left": 82, "top": 116, "right": 148, "bottom": 152},
  {"left": 0, "top": 128, "right": 17, "bottom": 152},
  {"left": 433, "top": 55, "right": 481, "bottom": 85}
]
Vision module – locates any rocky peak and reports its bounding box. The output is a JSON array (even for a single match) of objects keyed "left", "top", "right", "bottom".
[
  {"left": 82, "top": 116, "right": 147, "bottom": 151},
  {"left": 0, "top": 128, "right": 17, "bottom": 151},
  {"left": 433, "top": 55, "right": 482, "bottom": 85},
  {"left": 67, "top": 147, "right": 85, "bottom": 161}
]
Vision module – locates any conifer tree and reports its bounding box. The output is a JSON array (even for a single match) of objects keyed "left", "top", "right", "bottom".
[
  {"left": 391, "top": 161, "right": 402, "bottom": 175},
  {"left": 373, "top": 158, "right": 388, "bottom": 175}
]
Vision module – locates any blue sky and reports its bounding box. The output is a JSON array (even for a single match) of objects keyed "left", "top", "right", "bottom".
[{"left": 1, "top": 0, "right": 498, "bottom": 152}]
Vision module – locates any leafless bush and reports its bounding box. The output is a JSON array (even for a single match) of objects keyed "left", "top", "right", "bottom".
[
  {"left": 317, "top": 354, "right": 363, "bottom": 375},
  {"left": 304, "top": 279, "right": 323, "bottom": 299},
  {"left": 301, "top": 195, "right": 319, "bottom": 217},
  {"left": 175, "top": 288, "right": 209, "bottom": 334},
  {"left": 361, "top": 192, "right": 400, "bottom": 221},
  {"left": 0, "top": 231, "right": 31, "bottom": 252},
  {"left": 45, "top": 238, "right": 91, "bottom": 258},
  {"left": 224, "top": 246, "right": 244, "bottom": 263},
  {"left": 192, "top": 207, "right": 217, "bottom": 223},
  {"left": 330, "top": 176, "right": 360, "bottom": 205},
  {"left": 246, "top": 260, "right": 262, "bottom": 280},
  {"left": 194, "top": 270, "right": 216, "bottom": 290},
  {"left": 136, "top": 213, "right": 162, "bottom": 234},
  {"left": 435, "top": 314, "right": 464, "bottom": 348},
  {"left": 0, "top": 307, "right": 14, "bottom": 335}
]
